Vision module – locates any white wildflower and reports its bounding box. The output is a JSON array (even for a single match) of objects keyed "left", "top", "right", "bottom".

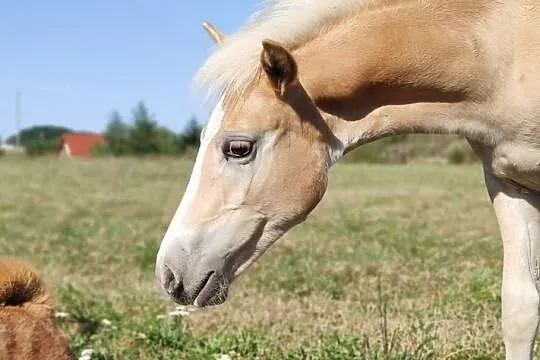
[
  {"left": 78, "top": 348, "right": 93, "bottom": 360},
  {"left": 156, "top": 314, "right": 166, "bottom": 319},
  {"left": 137, "top": 332, "right": 147, "bottom": 339},
  {"left": 101, "top": 319, "right": 112, "bottom": 326},
  {"left": 54, "top": 311, "right": 70, "bottom": 318},
  {"left": 176, "top": 305, "right": 198, "bottom": 313},
  {"left": 216, "top": 355, "right": 232, "bottom": 360},
  {"left": 80, "top": 349, "right": 93, "bottom": 356},
  {"left": 168, "top": 309, "right": 190, "bottom": 317}
]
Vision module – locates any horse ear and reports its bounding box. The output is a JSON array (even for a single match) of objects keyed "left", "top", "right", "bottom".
[
  {"left": 202, "top": 21, "right": 225, "bottom": 45},
  {"left": 260, "top": 39, "right": 298, "bottom": 96}
]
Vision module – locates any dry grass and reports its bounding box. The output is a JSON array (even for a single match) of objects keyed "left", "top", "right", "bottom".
[{"left": 0, "top": 155, "right": 521, "bottom": 359}]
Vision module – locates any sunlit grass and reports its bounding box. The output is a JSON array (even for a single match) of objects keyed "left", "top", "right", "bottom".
[{"left": 0, "top": 155, "right": 513, "bottom": 359}]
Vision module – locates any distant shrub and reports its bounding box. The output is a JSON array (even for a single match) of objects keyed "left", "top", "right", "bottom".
[
  {"left": 0, "top": 149, "right": 4, "bottom": 158},
  {"left": 342, "top": 135, "right": 409, "bottom": 164},
  {"left": 91, "top": 143, "right": 113, "bottom": 157},
  {"left": 25, "top": 139, "right": 57, "bottom": 157},
  {"left": 447, "top": 148, "right": 466, "bottom": 164},
  {"left": 444, "top": 140, "right": 479, "bottom": 165},
  {"left": 340, "top": 134, "right": 481, "bottom": 165},
  {"left": 25, "top": 145, "right": 44, "bottom": 157}
]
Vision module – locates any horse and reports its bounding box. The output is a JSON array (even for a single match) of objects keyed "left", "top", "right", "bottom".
[{"left": 155, "top": 1, "right": 540, "bottom": 358}]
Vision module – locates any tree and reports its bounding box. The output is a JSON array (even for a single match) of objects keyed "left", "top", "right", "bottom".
[
  {"left": 128, "top": 101, "right": 161, "bottom": 156},
  {"left": 106, "top": 110, "right": 129, "bottom": 139},
  {"left": 181, "top": 116, "right": 202, "bottom": 148},
  {"left": 7, "top": 125, "right": 72, "bottom": 147},
  {"left": 100, "top": 104, "right": 205, "bottom": 156},
  {"left": 156, "top": 127, "right": 181, "bottom": 155},
  {"left": 175, "top": 133, "right": 187, "bottom": 154},
  {"left": 103, "top": 110, "right": 130, "bottom": 156}
]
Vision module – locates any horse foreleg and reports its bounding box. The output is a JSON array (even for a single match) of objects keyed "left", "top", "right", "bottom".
[{"left": 485, "top": 169, "right": 540, "bottom": 360}]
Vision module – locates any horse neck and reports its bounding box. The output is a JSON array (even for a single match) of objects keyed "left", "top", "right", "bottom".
[{"left": 292, "top": 0, "right": 499, "bottom": 146}]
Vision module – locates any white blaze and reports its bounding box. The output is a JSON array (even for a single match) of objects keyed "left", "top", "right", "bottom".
[{"left": 161, "top": 97, "right": 225, "bottom": 242}]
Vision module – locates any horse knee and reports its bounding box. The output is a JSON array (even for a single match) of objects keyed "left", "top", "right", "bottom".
[{"left": 502, "top": 286, "right": 540, "bottom": 344}]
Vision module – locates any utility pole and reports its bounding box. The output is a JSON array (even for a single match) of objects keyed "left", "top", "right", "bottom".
[{"left": 15, "top": 90, "right": 21, "bottom": 147}]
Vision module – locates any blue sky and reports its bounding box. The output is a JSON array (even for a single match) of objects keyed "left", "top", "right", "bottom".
[{"left": 0, "top": 1, "right": 259, "bottom": 140}]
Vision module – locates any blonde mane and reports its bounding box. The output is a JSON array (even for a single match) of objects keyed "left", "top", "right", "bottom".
[{"left": 193, "top": 0, "right": 367, "bottom": 101}]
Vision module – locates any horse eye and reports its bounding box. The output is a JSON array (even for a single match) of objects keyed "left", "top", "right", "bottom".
[{"left": 223, "top": 140, "right": 253, "bottom": 159}]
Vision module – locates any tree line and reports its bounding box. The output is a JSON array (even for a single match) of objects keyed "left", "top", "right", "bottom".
[
  {"left": 96, "top": 101, "right": 202, "bottom": 156},
  {"left": 3, "top": 100, "right": 476, "bottom": 164},
  {"left": 5, "top": 101, "right": 204, "bottom": 157}
]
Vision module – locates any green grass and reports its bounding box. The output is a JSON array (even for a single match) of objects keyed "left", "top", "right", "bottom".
[
  {"left": 341, "top": 134, "right": 478, "bottom": 165},
  {"left": 0, "top": 156, "right": 515, "bottom": 359}
]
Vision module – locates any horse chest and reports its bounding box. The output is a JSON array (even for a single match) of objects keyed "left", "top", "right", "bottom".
[{"left": 490, "top": 142, "right": 540, "bottom": 193}]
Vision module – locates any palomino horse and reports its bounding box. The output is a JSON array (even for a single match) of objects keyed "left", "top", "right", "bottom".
[{"left": 155, "top": 1, "right": 540, "bottom": 358}]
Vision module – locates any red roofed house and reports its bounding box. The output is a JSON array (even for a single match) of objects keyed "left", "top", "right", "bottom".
[{"left": 56, "top": 132, "right": 106, "bottom": 157}]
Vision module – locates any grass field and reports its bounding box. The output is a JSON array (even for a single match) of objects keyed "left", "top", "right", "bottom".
[{"left": 0, "top": 155, "right": 520, "bottom": 359}]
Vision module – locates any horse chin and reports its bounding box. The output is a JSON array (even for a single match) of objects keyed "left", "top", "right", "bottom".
[
  {"left": 191, "top": 223, "right": 293, "bottom": 307},
  {"left": 187, "top": 248, "right": 264, "bottom": 308},
  {"left": 232, "top": 252, "right": 262, "bottom": 279},
  {"left": 230, "top": 221, "right": 300, "bottom": 280}
]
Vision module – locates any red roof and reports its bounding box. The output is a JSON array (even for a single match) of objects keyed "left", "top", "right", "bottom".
[{"left": 56, "top": 132, "right": 106, "bottom": 157}]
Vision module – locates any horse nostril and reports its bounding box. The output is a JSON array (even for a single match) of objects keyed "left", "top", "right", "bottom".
[
  {"left": 162, "top": 265, "right": 181, "bottom": 296},
  {"left": 160, "top": 265, "right": 192, "bottom": 305},
  {"left": 162, "top": 265, "right": 173, "bottom": 286}
]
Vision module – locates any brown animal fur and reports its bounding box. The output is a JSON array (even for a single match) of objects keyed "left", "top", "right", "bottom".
[{"left": 0, "top": 256, "right": 75, "bottom": 360}]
